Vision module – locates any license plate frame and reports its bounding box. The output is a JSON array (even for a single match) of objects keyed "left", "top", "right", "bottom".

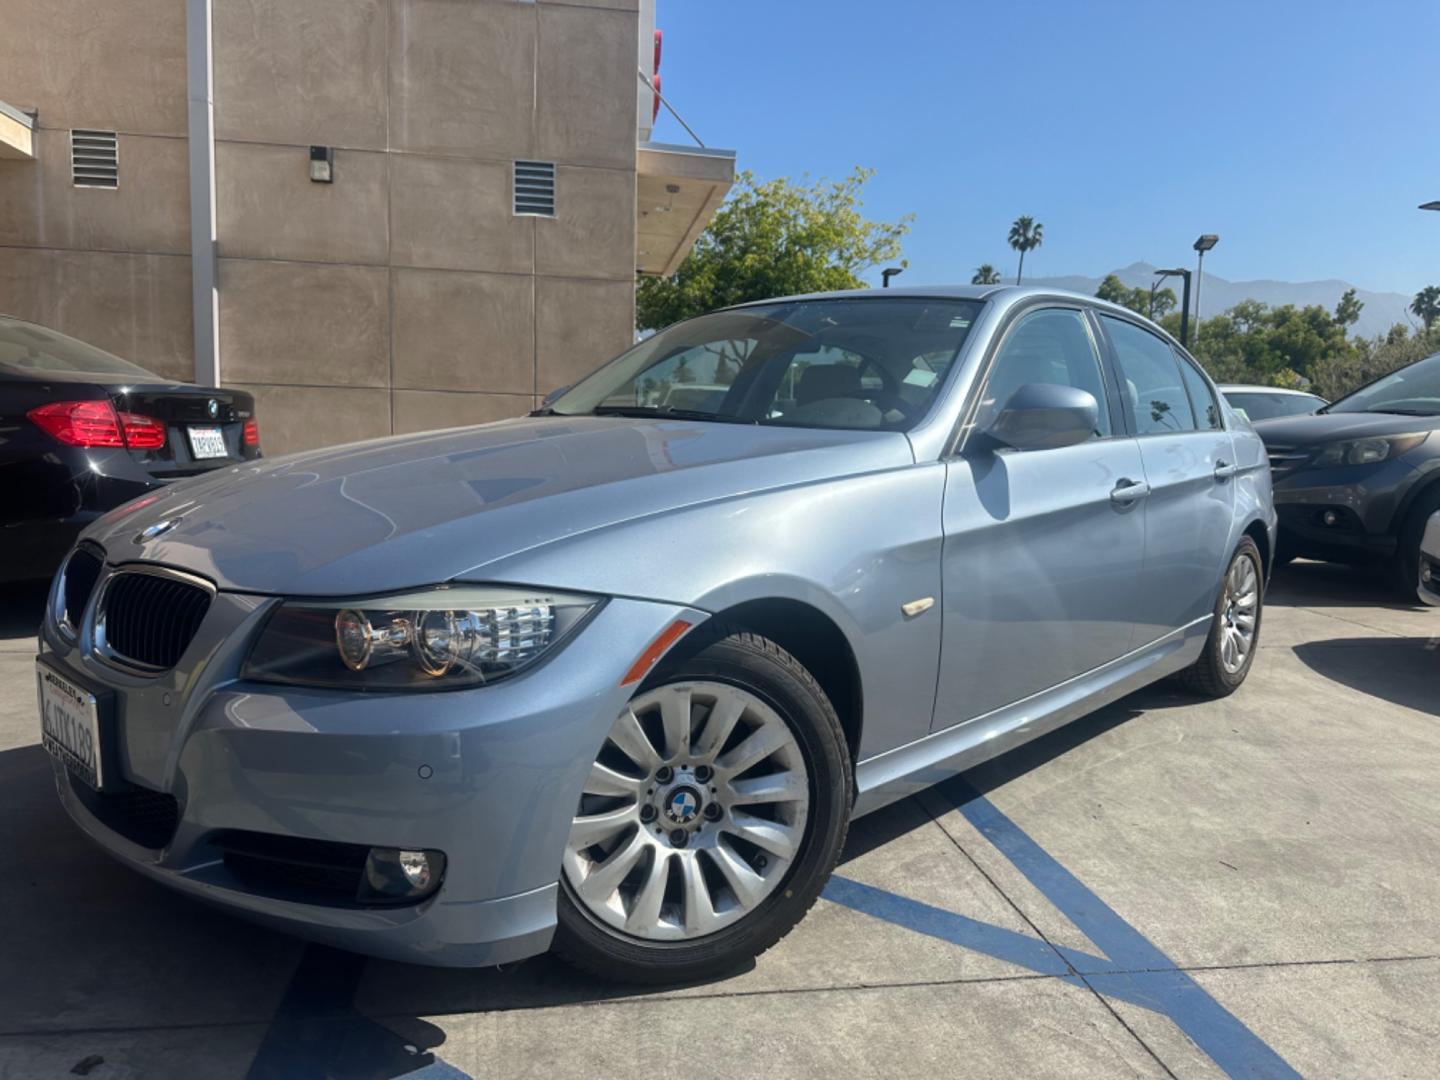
[
  {"left": 187, "top": 425, "right": 227, "bottom": 459},
  {"left": 37, "top": 660, "right": 109, "bottom": 791}
]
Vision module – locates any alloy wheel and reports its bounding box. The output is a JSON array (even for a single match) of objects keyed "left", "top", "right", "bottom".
[
  {"left": 563, "top": 681, "right": 810, "bottom": 941},
  {"left": 1219, "top": 552, "right": 1259, "bottom": 673}
]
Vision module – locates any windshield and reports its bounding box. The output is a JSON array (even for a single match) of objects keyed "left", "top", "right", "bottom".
[
  {"left": 1223, "top": 391, "right": 1325, "bottom": 422},
  {"left": 550, "top": 298, "right": 984, "bottom": 432},
  {"left": 1328, "top": 352, "right": 1440, "bottom": 416},
  {"left": 0, "top": 317, "right": 159, "bottom": 379}
]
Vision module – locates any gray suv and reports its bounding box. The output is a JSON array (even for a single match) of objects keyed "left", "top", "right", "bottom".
[
  {"left": 38, "top": 287, "right": 1274, "bottom": 983},
  {"left": 1252, "top": 351, "right": 1440, "bottom": 597}
]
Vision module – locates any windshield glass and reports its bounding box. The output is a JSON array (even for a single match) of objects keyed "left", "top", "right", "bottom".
[
  {"left": 1223, "top": 391, "right": 1325, "bottom": 422},
  {"left": 550, "top": 298, "right": 984, "bottom": 432},
  {"left": 1328, "top": 352, "right": 1440, "bottom": 416},
  {"left": 0, "top": 317, "right": 159, "bottom": 379}
]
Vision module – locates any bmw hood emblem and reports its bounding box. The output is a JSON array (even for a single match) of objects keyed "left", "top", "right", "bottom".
[{"left": 136, "top": 518, "right": 179, "bottom": 543}]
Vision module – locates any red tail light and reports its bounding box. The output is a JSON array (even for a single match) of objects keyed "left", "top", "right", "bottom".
[
  {"left": 28, "top": 400, "right": 166, "bottom": 450},
  {"left": 119, "top": 411, "right": 166, "bottom": 449},
  {"left": 242, "top": 416, "right": 260, "bottom": 447}
]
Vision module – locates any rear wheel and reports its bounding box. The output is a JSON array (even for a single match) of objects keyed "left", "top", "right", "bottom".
[
  {"left": 1179, "top": 537, "right": 1263, "bottom": 698},
  {"left": 554, "top": 627, "right": 851, "bottom": 984}
]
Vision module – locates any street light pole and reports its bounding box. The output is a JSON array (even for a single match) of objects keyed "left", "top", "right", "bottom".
[
  {"left": 1156, "top": 268, "right": 1193, "bottom": 347},
  {"left": 1192, "top": 234, "right": 1218, "bottom": 327}
]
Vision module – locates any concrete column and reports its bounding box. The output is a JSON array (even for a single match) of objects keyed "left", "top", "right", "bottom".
[{"left": 185, "top": 0, "right": 220, "bottom": 387}]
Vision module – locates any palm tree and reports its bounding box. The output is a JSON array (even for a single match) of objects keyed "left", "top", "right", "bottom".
[
  {"left": 1411, "top": 285, "right": 1440, "bottom": 331},
  {"left": 971, "top": 264, "right": 1003, "bottom": 285},
  {"left": 1008, "top": 216, "right": 1044, "bottom": 284}
]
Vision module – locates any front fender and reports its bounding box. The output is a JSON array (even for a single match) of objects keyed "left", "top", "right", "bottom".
[{"left": 473, "top": 463, "right": 949, "bottom": 761}]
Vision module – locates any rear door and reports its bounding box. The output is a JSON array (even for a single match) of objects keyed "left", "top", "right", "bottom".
[
  {"left": 933, "top": 305, "right": 1148, "bottom": 731},
  {"left": 1096, "top": 314, "right": 1236, "bottom": 646}
]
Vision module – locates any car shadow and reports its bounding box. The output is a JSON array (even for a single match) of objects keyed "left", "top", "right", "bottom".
[
  {"left": 1267, "top": 559, "right": 1424, "bottom": 611},
  {"left": 1292, "top": 636, "right": 1440, "bottom": 717},
  {"left": 2, "top": 679, "right": 1173, "bottom": 1078},
  {"left": 0, "top": 581, "right": 47, "bottom": 642}
]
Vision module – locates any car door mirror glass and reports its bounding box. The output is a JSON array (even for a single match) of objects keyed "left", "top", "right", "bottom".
[{"left": 981, "top": 383, "right": 1099, "bottom": 452}]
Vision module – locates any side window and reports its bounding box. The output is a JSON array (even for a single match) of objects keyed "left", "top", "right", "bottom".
[
  {"left": 1100, "top": 315, "right": 1196, "bottom": 434},
  {"left": 977, "top": 308, "right": 1111, "bottom": 441},
  {"left": 1175, "top": 350, "right": 1223, "bottom": 431}
]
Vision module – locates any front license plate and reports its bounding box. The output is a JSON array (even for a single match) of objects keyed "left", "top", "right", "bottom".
[
  {"left": 37, "top": 662, "right": 105, "bottom": 790},
  {"left": 188, "top": 425, "right": 226, "bottom": 459}
]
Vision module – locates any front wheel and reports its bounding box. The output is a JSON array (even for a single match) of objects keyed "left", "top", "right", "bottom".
[
  {"left": 554, "top": 627, "right": 852, "bottom": 984},
  {"left": 1179, "top": 537, "right": 1264, "bottom": 698}
]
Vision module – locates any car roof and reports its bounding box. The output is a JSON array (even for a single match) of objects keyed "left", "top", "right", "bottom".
[
  {"left": 1216, "top": 384, "right": 1323, "bottom": 396},
  {"left": 721, "top": 283, "right": 1147, "bottom": 321}
]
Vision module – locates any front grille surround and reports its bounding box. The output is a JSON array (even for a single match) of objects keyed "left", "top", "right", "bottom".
[
  {"left": 56, "top": 544, "right": 105, "bottom": 638},
  {"left": 1265, "top": 444, "right": 1313, "bottom": 478},
  {"left": 95, "top": 566, "right": 214, "bottom": 673}
]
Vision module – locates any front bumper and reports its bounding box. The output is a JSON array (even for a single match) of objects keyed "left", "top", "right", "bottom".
[
  {"left": 1270, "top": 458, "right": 1416, "bottom": 562},
  {"left": 1418, "top": 513, "right": 1440, "bottom": 606},
  {"left": 40, "top": 589, "right": 702, "bottom": 967}
]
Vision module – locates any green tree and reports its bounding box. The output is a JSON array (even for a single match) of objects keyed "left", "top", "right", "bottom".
[
  {"left": 635, "top": 168, "right": 911, "bottom": 331},
  {"left": 971, "top": 264, "right": 1003, "bottom": 285},
  {"left": 1411, "top": 285, "right": 1440, "bottom": 331},
  {"left": 1095, "top": 274, "right": 1176, "bottom": 319},
  {"left": 1334, "top": 288, "right": 1364, "bottom": 328},
  {"left": 1007, "top": 216, "right": 1044, "bottom": 284}
]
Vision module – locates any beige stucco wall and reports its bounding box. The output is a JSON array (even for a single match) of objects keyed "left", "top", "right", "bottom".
[
  {"left": 212, "top": 0, "right": 639, "bottom": 452},
  {"left": 0, "top": 0, "right": 194, "bottom": 381},
  {"left": 0, "top": 0, "right": 641, "bottom": 454}
]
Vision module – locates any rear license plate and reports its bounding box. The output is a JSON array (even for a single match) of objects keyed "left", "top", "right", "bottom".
[
  {"left": 188, "top": 425, "right": 226, "bottom": 459},
  {"left": 37, "top": 661, "right": 105, "bottom": 790}
]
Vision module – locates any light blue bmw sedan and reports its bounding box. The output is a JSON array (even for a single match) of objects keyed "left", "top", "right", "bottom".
[{"left": 37, "top": 286, "right": 1274, "bottom": 983}]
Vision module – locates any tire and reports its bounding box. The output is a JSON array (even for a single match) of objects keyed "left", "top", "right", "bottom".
[
  {"left": 553, "top": 624, "right": 853, "bottom": 984},
  {"left": 1179, "top": 537, "right": 1264, "bottom": 698},
  {"left": 1386, "top": 488, "right": 1440, "bottom": 602}
]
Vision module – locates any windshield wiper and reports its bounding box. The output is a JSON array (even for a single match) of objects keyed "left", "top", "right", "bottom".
[{"left": 589, "top": 405, "right": 754, "bottom": 424}]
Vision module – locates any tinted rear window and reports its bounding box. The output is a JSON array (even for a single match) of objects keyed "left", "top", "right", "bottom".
[
  {"left": 1223, "top": 391, "right": 1324, "bottom": 422},
  {"left": 0, "top": 319, "right": 158, "bottom": 379}
]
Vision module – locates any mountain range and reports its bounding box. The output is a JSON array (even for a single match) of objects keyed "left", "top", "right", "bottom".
[{"left": 1022, "top": 261, "right": 1415, "bottom": 340}]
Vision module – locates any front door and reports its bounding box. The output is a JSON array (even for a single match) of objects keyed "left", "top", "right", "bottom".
[
  {"left": 1096, "top": 314, "right": 1238, "bottom": 646},
  {"left": 933, "top": 307, "right": 1149, "bottom": 731}
]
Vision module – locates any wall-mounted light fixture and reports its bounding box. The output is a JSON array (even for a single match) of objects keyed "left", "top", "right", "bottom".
[{"left": 309, "top": 145, "right": 334, "bottom": 183}]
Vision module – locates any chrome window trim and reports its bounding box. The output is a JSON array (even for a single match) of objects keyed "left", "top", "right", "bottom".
[{"left": 92, "top": 563, "right": 217, "bottom": 676}]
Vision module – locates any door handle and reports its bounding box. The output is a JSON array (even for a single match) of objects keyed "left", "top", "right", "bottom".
[
  {"left": 1214, "top": 460, "right": 1238, "bottom": 480},
  {"left": 1110, "top": 478, "right": 1151, "bottom": 503}
]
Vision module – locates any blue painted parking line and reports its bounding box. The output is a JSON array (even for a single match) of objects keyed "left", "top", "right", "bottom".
[{"left": 824, "top": 778, "right": 1303, "bottom": 1080}]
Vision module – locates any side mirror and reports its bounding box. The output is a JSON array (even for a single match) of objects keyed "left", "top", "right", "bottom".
[
  {"left": 982, "top": 383, "right": 1099, "bottom": 452},
  {"left": 541, "top": 384, "right": 570, "bottom": 408}
]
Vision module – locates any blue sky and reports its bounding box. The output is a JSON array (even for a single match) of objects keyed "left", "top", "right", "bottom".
[{"left": 650, "top": 0, "right": 1440, "bottom": 296}]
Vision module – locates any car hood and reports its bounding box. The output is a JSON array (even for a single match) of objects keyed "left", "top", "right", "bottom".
[
  {"left": 1251, "top": 411, "right": 1440, "bottom": 447},
  {"left": 85, "top": 416, "right": 914, "bottom": 595}
]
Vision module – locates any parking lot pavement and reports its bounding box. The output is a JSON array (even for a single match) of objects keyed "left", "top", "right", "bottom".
[{"left": 2, "top": 562, "right": 1438, "bottom": 1079}]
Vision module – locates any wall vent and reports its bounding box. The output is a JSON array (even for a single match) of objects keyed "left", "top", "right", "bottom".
[
  {"left": 71, "top": 130, "right": 118, "bottom": 188},
  {"left": 513, "top": 161, "right": 555, "bottom": 217}
]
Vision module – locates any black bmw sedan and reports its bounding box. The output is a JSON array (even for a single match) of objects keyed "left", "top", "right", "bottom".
[{"left": 1, "top": 315, "right": 260, "bottom": 583}]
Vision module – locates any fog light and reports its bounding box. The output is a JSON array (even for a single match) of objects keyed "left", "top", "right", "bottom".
[
  {"left": 1423, "top": 562, "right": 1434, "bottom": 585},
  {"left": 360, "top": 847, "right": 446, "bottom": 904},
  {"left": 1322, "top": 510, "right": 1339, "bottom": 526}
]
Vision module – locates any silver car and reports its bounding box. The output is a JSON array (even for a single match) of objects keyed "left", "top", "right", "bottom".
[{"left": 37, "top": 286, "right": 1275, "bottom": 983}]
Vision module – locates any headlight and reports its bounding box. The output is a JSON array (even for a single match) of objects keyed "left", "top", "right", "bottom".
[
  {"left": 1312, "top": 432, "right": 1428, "bottom": 466},
  {"left": 243, "top": 585, "right": 600, "bottom": 690}
]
